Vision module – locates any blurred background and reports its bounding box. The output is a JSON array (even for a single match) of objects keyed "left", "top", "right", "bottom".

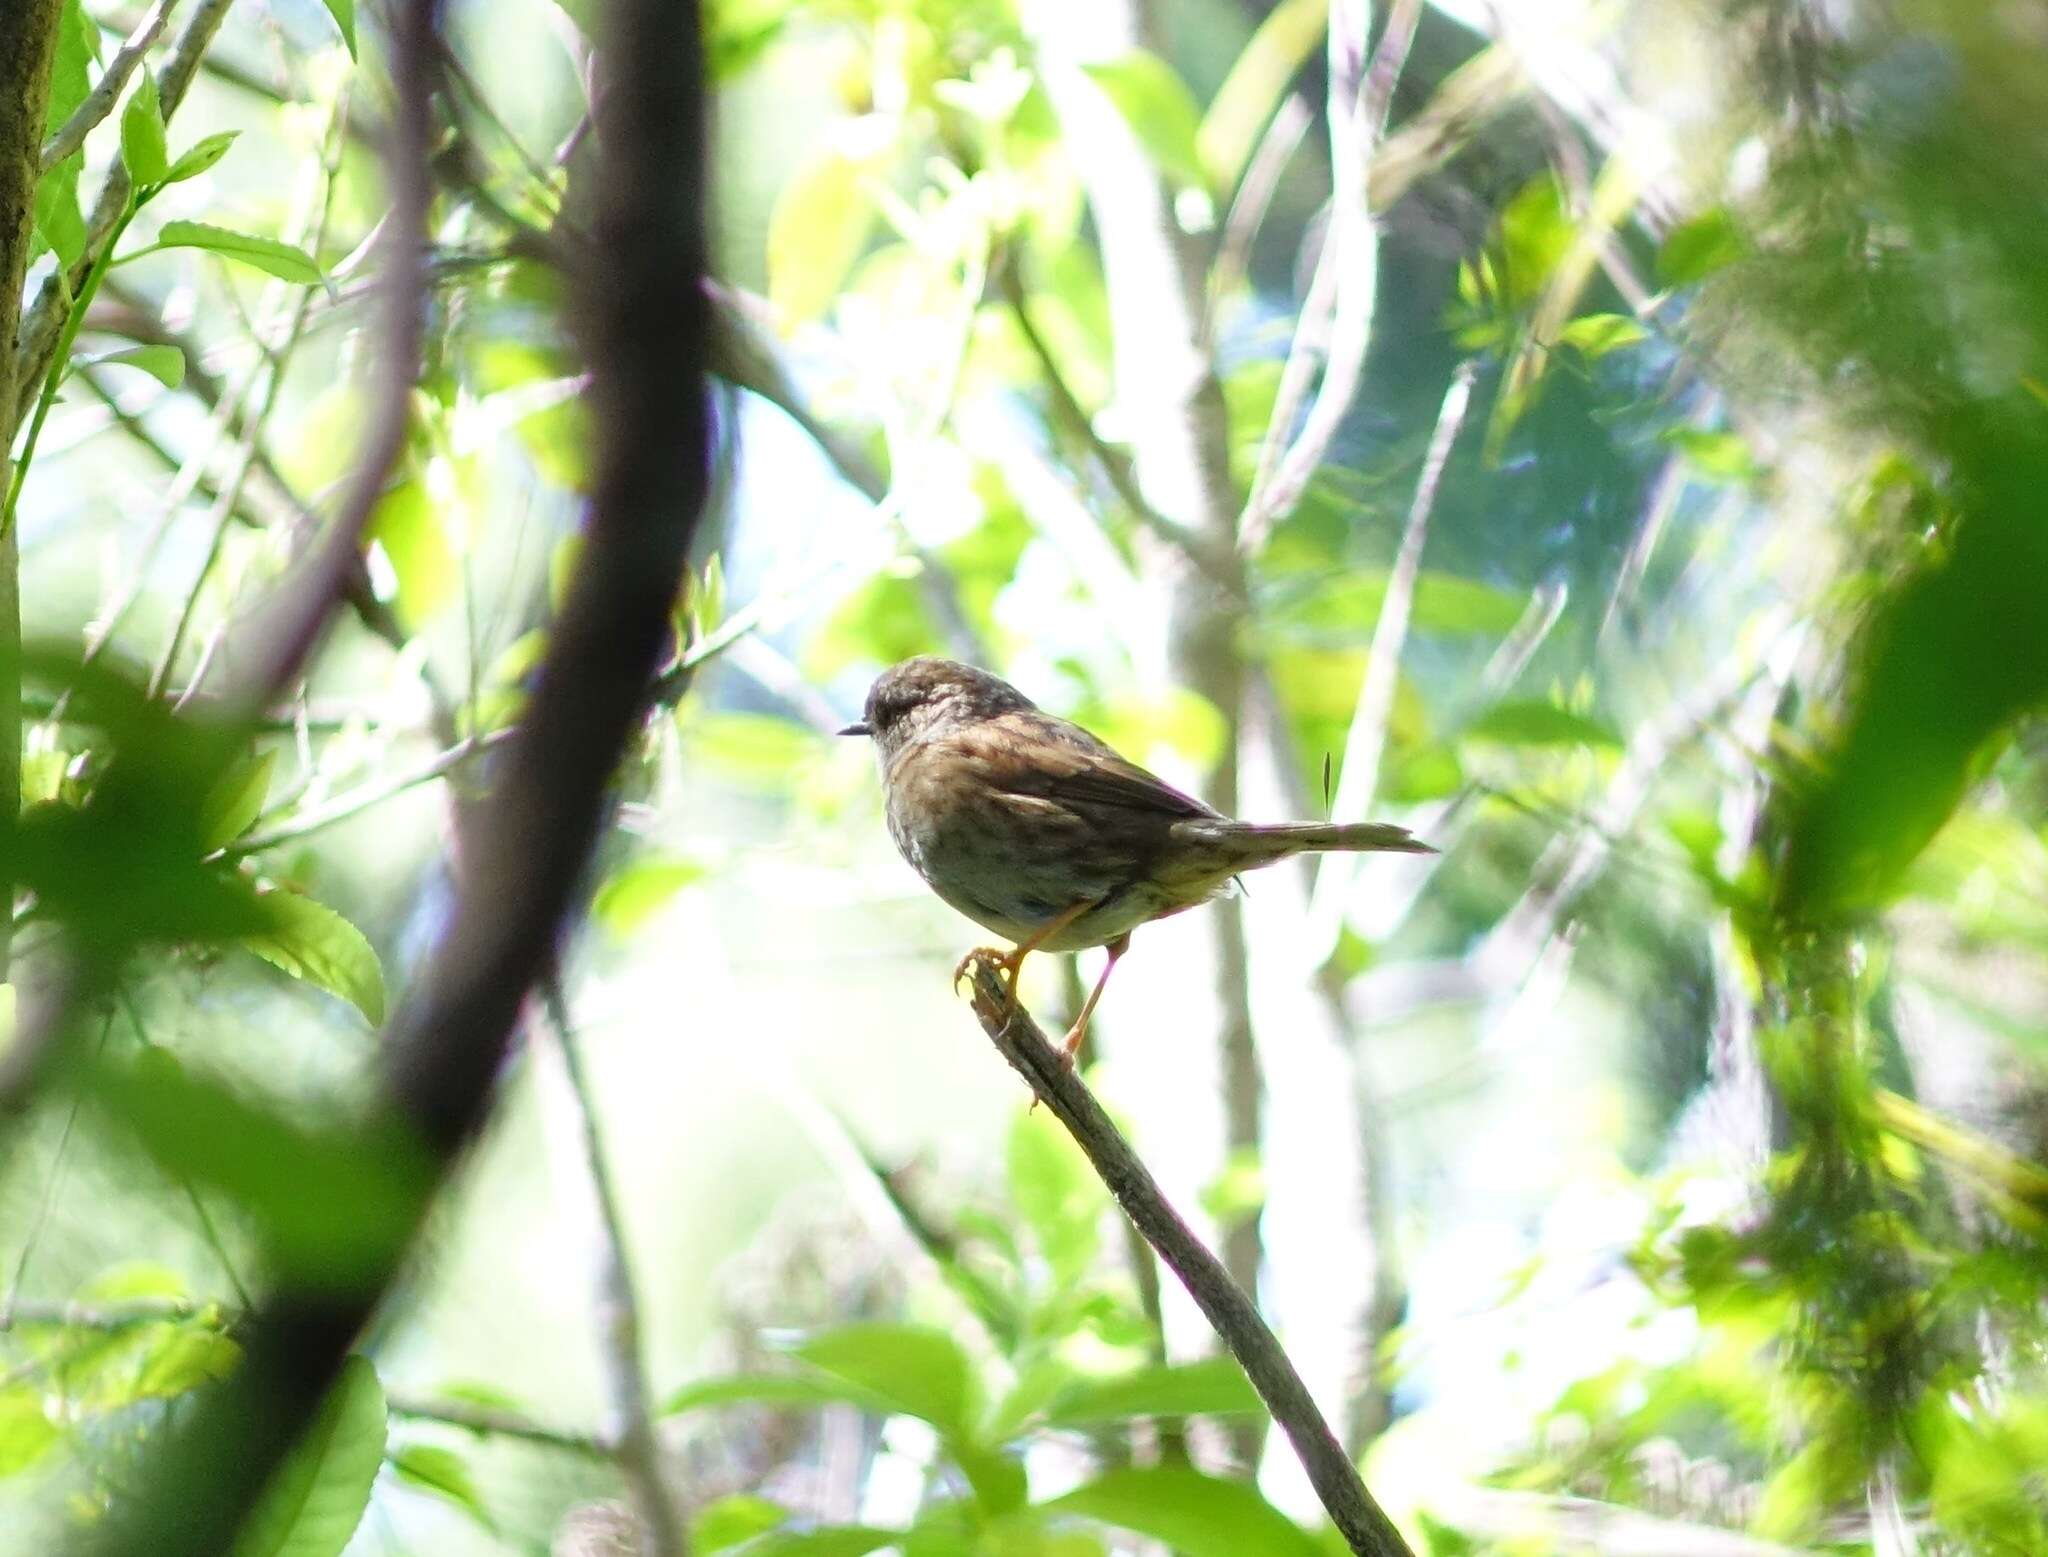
[{"left": 4, "top": 0, "right": 2048, "bottom": 1552}]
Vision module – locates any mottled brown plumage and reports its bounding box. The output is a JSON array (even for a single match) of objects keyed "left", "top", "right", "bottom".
[{"left": 842, "top": 657, "right": 1434, "bottom": 1056}]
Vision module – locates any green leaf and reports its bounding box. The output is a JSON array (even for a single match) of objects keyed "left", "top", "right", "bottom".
[
  {"left": 0, "top": 1390, "right": 58, "bottom": 1478},
  {"left": 792, "top": 1324, "right": 976, "bottom": 1440},
  {"left": 1083, "top": 52, "right": 1208, "bottom": 195},
  {"left": 150, "top": 221, "right": 325, "bottom": 285},
  {"left": 163, "top": 130, "right": 241, "bottom": 185},
  {"left": 92, "top": 1049, "right": 428, "bottom": 1285},
  {"left": 1046, "top": 1466, "right": 1323, "bottom": 1557},
  {"left": 120, "top": 70, "right": 168, "bottom": 187},
  {"left": 767, "top": 121, "right": 891, "bottom": 328},
  {"left": 368, "top": 479, "right": 457, "bottom": 628},
  {"left": 1279, "top": 570, "right": 1528, "bottom": 637},
  {"left": 1662, "top": 426, "right": 1759, "bottom": 484},
  {"left": 129, "top": 1324, "right": 241, "bottom": 1400},
  {"left": 690, "top": 712, "right": 822, "bottom": 784},
  {"left": 1045, "top": 1358, "right": 1262, "bottom": 1427},
  {"left": 33, "top": 158, "right": 85, "bottom": 268},
  {"left": 735, "top": 1529, "right": 902, "bottom": 1557},
  {"left": 661, "top": 1373, "right": 892, "bottom": 1418},
  {"left": 1657, "top": 206, "right": 1745, "bottom": 287},
  {"left": 1495, "top": 174, "right": 1573, "bottom": 306},
  {"left": 235, "top": 1355, "right": 387, "bottom": 1557},
  {"left": 242, "top": 889, "right": 387, "bottom": 1026},
  {"left": 199, "top": 750, "right": 277, "bottom": 852},
  {"left": 70, "top": 343, "right": 186, "bottom": 389},
  {"left": 31, "top": 0, "right": 94, "bottom": 263},
  {"left": 319, "top": 0, "right": 357, "bottom": 57},
  {"left": 1463, "top": 699, "right": 1622, "bottom": 749},
  {"left": 593, "top": 854, "right": 707, "bottom": 939},
  {"left": 695, "top": 1493, "right": 789, "bottom": 1552},
  {"left": 390, "top": 1444, "right": 492, "bottom": 1530},
  {"left": 1007, "top": 1104, "right": 1104, "bottom": 1281},
  {"left": 1197, "top": 0, "right": 1327, "bottom": 191},
  {"left": 1556, "top": 312, "right": 1648, "bottom": 359},
  {"left": 1196, "top": 1146, "right": 1266, "bottom": 1229}
]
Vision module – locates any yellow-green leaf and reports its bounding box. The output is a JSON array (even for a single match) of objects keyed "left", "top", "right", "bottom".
[{"left": 242, "top": 889, "right": 387, "bottom": 1025}]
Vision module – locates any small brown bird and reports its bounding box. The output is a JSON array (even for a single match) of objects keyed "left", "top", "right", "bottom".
[{"left": 841, "top": 657, "right": 1434, "bottom": 1058}]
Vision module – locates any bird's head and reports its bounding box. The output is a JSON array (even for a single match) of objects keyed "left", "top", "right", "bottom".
[{"left": 838, "top": 656, "right": 1034, "bottom": 758}]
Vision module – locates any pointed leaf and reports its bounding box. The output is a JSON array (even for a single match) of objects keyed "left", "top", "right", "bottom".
[
  {"left": 151, "top": 221, "right": 325, "bottom": 285},
  {"left": 1046, "top": 1466, "right": 1323, "bottom": 1557},
  {"left": 163, "top": 130, "right": 240, "bottom": 185},
  {"left": 792, "top": 1323, "right": 976, "bottom": 1440},
  {"left": 1046, "top": 1357, "right": 1262, "bottom": 1427},
  {"left": 390, "top": 1444, "right": 492, "bottom": 1530},
  {"left": 235, "top": 1355, "right": 386, "bottom": 1557},
  {"left": 242, "top": 889, "right": 387, "bottom": 1026},
  {"left": 120, "top": 71, "right": 167, "bottom": 186},
  {"left": 199, "top": 749, "right": 277, "bottom": 851},
  {"left": 71, "top": 343, "right": 186, "bottom": 389},
  {"left": 1082, "top": 52, "right": 1208, "bottom": 194},
  {"left": 319, "top": 0, "right": 356, "bottom": 57},
  {"left": 1464, "top": 699, "right": 1622, "bottom": 749}
]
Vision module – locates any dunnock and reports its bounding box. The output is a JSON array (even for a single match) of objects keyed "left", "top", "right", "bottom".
[{"left": 842, "top": 657, "right": 1433, "bottom": 1057}]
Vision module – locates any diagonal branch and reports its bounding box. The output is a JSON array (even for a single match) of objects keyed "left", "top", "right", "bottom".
[
  {"left": 537, "top": 979, "right": 686, "bottom": 1556},
  {"left": 1239, "top": 0, "right": 1422, "bottom": 555},
  {"left": 961, "top": 957, "right": 1414, "bottom": 1557},
  {"left": 83, "top": 0, "right": 713, "bottom": 1547},
  {"left": 41, "top": 0, "right": 183, "bottom": 174},
  {"left": 1302, "top": 360, "right": 1476, "bottom": 964},
  {"left": 13, "top": 0, "right": 237, "bottom": 437}
]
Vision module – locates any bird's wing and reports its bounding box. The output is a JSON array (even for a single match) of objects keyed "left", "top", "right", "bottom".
[{"left": 974, "top": 710, "right": 1218, "bottom": 821}]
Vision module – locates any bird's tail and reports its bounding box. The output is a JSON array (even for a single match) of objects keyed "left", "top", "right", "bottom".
[{"left": 1168, "top": 818, "right": 1436, "bottom": 876}]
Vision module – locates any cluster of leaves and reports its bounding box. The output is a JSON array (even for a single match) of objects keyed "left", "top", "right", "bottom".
[{"left": 655, "top": 1106, "right": 1338, "bottom": 1556}]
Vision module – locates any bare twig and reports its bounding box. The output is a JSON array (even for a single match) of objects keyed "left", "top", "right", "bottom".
[
  {"left": 41, "top": 0, "right": 183, "bottom": 173},
  {"left": 0, "top": 1295, "right": 218, "bottom": 1333},
  {"left": 1240, "top": 0, "right": 1422, "bottom": 554},
  {"left": 387, "top": 1392, "right": 614, "bottom": 1458},
  {"left": 0, "top": 0, "right": 66, "bottom": 984},
  {"left": 225, "top": 730, "right": 512, "bottom": 856},
  {"left": 12, "top": 0, "right": 237, "bottom": 436},
  {"left": 1207, "top": 91, "right": 1313, "bottom": 335},
  {"left": 537, "top": 980, "right": 687, "bottom": 1557},
  {"left": 1303, "top": 361, "right": 1476, "bottom": 964},
  {"left": 996, "top": 262, "right": 1219, "bottom": 577},
  {"left": 962, "top": 958, "right": 1414, "bottom": 1557},
  {"left": 85, "top": 0, "right": 713, "bottom": 1542}
]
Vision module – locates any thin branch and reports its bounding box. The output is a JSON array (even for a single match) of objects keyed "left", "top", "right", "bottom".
[
  {"left": 386, "top": 1392, "right": 614, "bottom": 1458},
  {"left": 149, "top": 84, "right": 352, "bottom": 699},
  {"left": 1239, "top": 0, "right": 1423, "bottom": 555},
  {"left": 0, "top": 0, "right": 67, "bottom": 983},
  {"left": 90, "top": 0, "right": 713, "bottom": 1543},
  {"left": 225, "top": 729, "right": 511, "bottom": 856},
  {"left": 0, "top": 1296, "right": 219, "bottom": 1333},
  {"left": 12, "top": 0, "right": 237, "bottom": 437},
  {"left": 1303, "top": 361, "right": 1476, "bottom": 964},
  {"left": 996, "top": 261, "right": 1223, "bottom": 581},
  {"left": 538, "top": 979, "right": 688, "bottom": 1557},
  {"left": 960, "top": 957, "right": 1414, "bottom": 1557},
  {"left": 1207, "top": 91, "right": 1314, "bottom": 336},
  {"left": 41, "top": 0, "right": 183, "bottom": 173}
]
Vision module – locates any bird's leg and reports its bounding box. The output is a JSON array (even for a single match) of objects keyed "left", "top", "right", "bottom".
[
  {"left": 953, "top": 899, "right": 1096, "bottom": 1015},
  {"left": 1058, "top": 933, "right": 1129, "bottom": 1065}
]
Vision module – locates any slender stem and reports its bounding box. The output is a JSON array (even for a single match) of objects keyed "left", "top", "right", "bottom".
[
  {"left": 2, "top": 197, "right": 139, "bottom": 543},
  {"left": 386, "top": 1392, "right": 613, "bottom": 1458},
  {"left": 1303, "top": 361, "right": 1476, "bottom": 964},
  {"left": 41, "top": 0, "right": 183, "bottom": 173},
  {"left": 961, "top": 957, "right": 1415, "bottom": 1557},
  {"left": 538, "top": 980, "right": 688, "bottom": 1557}
]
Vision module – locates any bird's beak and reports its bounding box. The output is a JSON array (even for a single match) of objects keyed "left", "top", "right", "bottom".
[{"left": 837, "top": 721, "right": 872, "bottom": 737}]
